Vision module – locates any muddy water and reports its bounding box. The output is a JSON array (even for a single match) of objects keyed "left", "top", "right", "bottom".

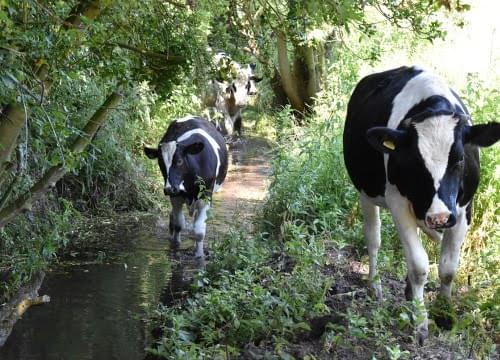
[{"left": 0, "top": 136, "right": 271, "bottom": 360}]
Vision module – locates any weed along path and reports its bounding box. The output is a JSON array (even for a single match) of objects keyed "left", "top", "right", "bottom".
[{"left": 0, "top": 136, "right": 272, "bottom": 360}]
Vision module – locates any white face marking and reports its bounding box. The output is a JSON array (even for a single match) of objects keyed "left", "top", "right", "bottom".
[
  {"left": 179, "top": 180, "right": 186, "bottom": 192},
  {"left": 388, "top": 69, "right": 464, "bottom": 129},
  {"left": 414, "top": 115, "right": 458, "bottom": 189},
  {"left": 160, "top": 141, "right": 176, "bottom": 189},
  {"left": 177, "top": 129, "right": 221, "bottom": 182},
  {"left": 426, "top": 194, "right": 451, "bottom": 217}
]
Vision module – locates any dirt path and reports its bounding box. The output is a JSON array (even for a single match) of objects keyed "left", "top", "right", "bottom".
[
  {"left": 167, "top": 135, "right": 272, "bottom": 255},
  {"left": 209, "top": 136, "right": 272, "bottom": 238}
]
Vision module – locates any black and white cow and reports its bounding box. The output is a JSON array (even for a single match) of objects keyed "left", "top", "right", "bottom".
[
  {"left": 203, "top": 55, "right": 262, "bottom": 136},
  {"left": 343, "top": 66, "right": 500, "bottom": 343},
  {"left": 144, "top": 116, "right": 228, "bottom": 257}
]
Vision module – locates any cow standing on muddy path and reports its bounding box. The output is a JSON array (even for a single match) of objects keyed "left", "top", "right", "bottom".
[
  {"left": 343, "top": 66, "right": 500, "bottom": 343},
  {"left": 144, "top": 116, "right": 228, "bottom": 258},
  {"left": 203, "top": 55, "right": 262, "bottom": 136}
]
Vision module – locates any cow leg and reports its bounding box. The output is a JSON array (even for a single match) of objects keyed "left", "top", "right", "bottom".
[
  {"left": 193, "top": 199, "right": 210, "bottom": 258},
  {"left": 234, "top": 114, "right": 242, "bottom": 137},
  {"left": 387, "top": 188, "right": 429, "bottom": 344},
  {"left": 169, "top": 196, "right": 185, "bottom": 247},
  {"left": 224, "top": 115, "right": 234, "bottom": 136},
  {"left": 439, "top": 206, "right": 467, "bottom": 298},
  {"left": 360, "top": 193, "right": 383, "bottom": 300}
]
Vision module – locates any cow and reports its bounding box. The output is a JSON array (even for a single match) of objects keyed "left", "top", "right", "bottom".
[
  {"left": 144, "top": 116, "right": 229, "bottom": 258},
  {"left": 343, "top": 66, "right": 500, "bottom": 344},
  {"left": 203, "top": 53, "right": 262, "bottom": 136}
]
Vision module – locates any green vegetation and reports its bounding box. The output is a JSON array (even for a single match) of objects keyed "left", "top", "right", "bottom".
[
  {"left": 0, "top": 0, "right": 498, "bottom": 358},
  {"left": 148, "top": 52, "right": 499, "bottom": 359}
]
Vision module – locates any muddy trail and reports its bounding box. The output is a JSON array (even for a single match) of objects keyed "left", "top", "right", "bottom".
[{"left": 0, "top": 136, "right": 272, "bottom": 360}]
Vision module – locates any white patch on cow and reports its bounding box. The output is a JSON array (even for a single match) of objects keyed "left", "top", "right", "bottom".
[
  {"left": 388, "top": 69, "right": 463, "bottom": 129},
  {"left": 360, "top": 193, "right": 383, "bottom": 300},
  {"left": 176, "top": 115, "right": 195, "bottom": 123},
  {"left": 426, "top": 193, "right": 451, "bottom": 218},
  {"left": 213, "top": 182, "right": 222, "bottom": 193},
  {"left": 193, "top": 200, "right": 210, "bottom": 258},
  {"left": 439, "top": 205, "right": 468, "bottom": 297},
  {"left": 414, "top": 115, "right": 458, "bottom": 189},
  {"left": 361, "top": 191, "right": 387, "bottom": 208},
  {"left": 385, "top": 183, "right": 429, "bottom": 337},
  {"left": 160, "top": 141, "right": 176, "bottom": 189},
  {"left": 177, "top": 129, "right": 221, "bottom": 183},
  {"left": 179, "top": 180, "right": 186, "bottom": 192}
]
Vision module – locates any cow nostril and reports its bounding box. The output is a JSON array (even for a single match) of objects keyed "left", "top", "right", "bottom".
[
  {"left": 445, "top": 214, "right": 456, "bottom": 227},
  {"left": 426, "top": 212, "right": 452, "bottom": 228}
]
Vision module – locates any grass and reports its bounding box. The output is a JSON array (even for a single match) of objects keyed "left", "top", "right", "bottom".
[{"left": 147, "top": 57, "right": 499, "bottom": 359}]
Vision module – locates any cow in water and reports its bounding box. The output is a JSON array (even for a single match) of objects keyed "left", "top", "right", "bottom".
[
  {"left": 203, "top": 52, "right": 262, "bottom": 136},
  {"left": 144, "top": 116, "right": 228, "bottom": 258},
  {"left": 343, "top": 66, "right": 500, "bottom": 343}
]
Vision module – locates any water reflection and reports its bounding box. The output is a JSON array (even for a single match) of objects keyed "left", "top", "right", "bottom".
[{"left": 0, "top": 223, "right": 172, "bottom": 360}]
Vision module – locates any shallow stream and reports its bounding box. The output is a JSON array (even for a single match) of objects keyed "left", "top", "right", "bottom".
[{"left": 0, "top": 137, "right": 270, "bottom": 360}]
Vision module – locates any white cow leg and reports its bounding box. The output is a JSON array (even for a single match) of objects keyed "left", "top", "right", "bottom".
[
  {"left": 360, "top": 193, "right": 383, "bottom": 301},
  {"left": 439, "top": 207, "right": 467, "bottom": 298},
  {"left": 193, "top": 199, "right": 210, "bottom": 258},
  {"left": 224, "top": 115, "right": 234, "bottom": 136},
  {"left": 169, "top": 196, "right": 185, "bottom": 247},
  {"left": 388, "top": 191, "right": 429, "bottom": 344}
]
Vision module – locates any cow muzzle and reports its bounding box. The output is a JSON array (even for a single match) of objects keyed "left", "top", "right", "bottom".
[{"left": 425, "top": 212, "right": 456, "bottom": 229}]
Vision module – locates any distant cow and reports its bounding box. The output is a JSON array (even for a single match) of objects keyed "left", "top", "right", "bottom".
[
  {"left": 144, "top": 116, "right": 228, "bottom": 257},
  {"left": 203, "top": 54, "right": 262, "bottom": 136},
  {"left": 343, "top": 66, "right": 500, "bottom": 343}
]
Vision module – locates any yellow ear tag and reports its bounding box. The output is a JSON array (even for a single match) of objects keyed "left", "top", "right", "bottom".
[{"left": 383, "top": 140, "right": 395, "bottom": 150}]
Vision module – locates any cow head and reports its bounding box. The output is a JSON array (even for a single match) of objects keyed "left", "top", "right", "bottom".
[
  {"left": 223, "top": 63, "right": 262, "bottom": 107},
  {"left": 367, "top": 113, "right": 500, "bottom": 229},
  {"left": 243, "top": 63, "right": 263, "bottom": 96},
  {"left": 144, "top": 140, "right": 205, "bottom": 196}
]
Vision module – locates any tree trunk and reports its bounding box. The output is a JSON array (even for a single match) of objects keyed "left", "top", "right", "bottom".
[
  {"left": 0, "top": 105, "right": 27, "bottom": 177},
  {"left": 302, "top": 45, "right": 320, "bottom": 101},
  {"left": 276, "top": 31, "right": 305, "bottom": 113},
  {"left": 0, "top": 92, "right": 122, "bottom": 229}
]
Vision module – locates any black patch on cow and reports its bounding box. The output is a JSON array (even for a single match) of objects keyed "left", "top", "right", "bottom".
[
  {"left": 343, "top": 66, "right": 423, "bottom": 198},
  {"left": 344, "top": 66, "right": 485, "bottom": 225},
  {"left": 155, "top": 117, "right": 228, "bottom": 201}
]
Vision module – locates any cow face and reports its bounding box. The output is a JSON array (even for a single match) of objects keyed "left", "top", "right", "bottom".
[
  {"left": 144, "top": 140, "right": 205, "bottom": 196},
  {"left": 224, "top": 63, "right": 262, "bottom": 107},
  {"left": 367, "top": 114, "right": 500, "bottom": 229},
  {"left": 244, "top": 63, "right": 263, "bottom": 96}
]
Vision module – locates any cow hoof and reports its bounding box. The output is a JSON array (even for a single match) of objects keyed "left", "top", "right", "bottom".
[
  {"left": 170, "top": 239, "right": 181, "bottom": 250},
  {"left": 430, "top": 295, "right": 456, "bottom": 330},
  {"left": 370, "top": 283, "right": 383, "bottom": 302},
  {"left": 417, "top": 327, "right": 428, "bottom": 346},
  {"left": 404, "top": 277, "right": 413, "bottom": 301}
]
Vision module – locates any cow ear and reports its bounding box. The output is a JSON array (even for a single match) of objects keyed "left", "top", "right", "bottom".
[
  {"left": 143, "top": 145, "right": 158, "bottom": 159},
  {"left": 183, "top": 142, "right": 204, "bottom": 155},
  {"left": 366, "top": 127, "right": 409, "bottom": 154},
  {"left": 463, "top": 123, "right": 500, "bottom": 147}
]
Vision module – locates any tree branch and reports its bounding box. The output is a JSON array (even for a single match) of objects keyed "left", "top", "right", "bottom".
[
  {"left": 0, "top": 93, "right": 122, "bottom": 229},
  {"left": 108, "top": 42, "right": 185, "bottom": 64}
]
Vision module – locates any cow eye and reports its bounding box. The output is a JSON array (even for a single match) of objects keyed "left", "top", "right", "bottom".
[{"left": 176, "top": 158, "right": 184, "bottom": 166}]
